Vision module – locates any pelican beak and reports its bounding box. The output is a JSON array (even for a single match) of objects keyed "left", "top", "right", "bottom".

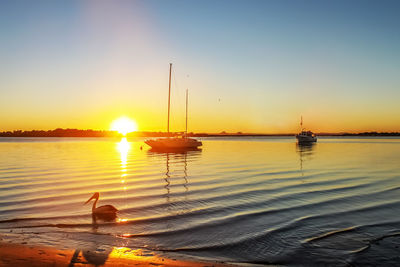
[{"left": 84, "top": 195, "right": 95, "bottom": 205}]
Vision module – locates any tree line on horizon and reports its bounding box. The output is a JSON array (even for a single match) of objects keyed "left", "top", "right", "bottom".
[
  {"left": 0, "top": 128, "right": 399, "bottom": 137},
  {"left": 0, "top": 128, "right": 202, "bottom": 137}
]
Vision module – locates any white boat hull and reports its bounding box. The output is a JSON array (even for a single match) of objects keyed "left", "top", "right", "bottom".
[{"left": 296, "top": 135, "right": 317, "bottom": 143}]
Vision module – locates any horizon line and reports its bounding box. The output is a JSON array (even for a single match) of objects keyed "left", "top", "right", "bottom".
[{"left": 1, "top": 128, "right": 400, "bottom": 137}]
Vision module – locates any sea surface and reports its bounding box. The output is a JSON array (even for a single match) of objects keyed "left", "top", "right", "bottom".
[{"left": 0, "top": 137, "right": 400, "bottom": 266}]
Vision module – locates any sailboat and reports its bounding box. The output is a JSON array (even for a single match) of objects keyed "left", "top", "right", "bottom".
[
  {"left": 295, "top": 116, "right": 317, "bottom": 143},
  {"left": 145, "top": 64, "right": 202, "bottom": 150}
]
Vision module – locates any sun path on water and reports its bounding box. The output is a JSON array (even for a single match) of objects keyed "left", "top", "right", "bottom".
[{"left": 111, "top": 117, "right": 138, "bottom": 136}]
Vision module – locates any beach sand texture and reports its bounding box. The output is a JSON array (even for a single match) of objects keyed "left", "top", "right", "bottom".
[{"left": 0, "top": 241, "right": 234, "bottom": 267}]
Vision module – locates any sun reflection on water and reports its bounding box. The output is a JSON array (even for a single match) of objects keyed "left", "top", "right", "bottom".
[
  {"left": 109, "top": 247, "right": 153, "bottom": 261},
  {"left": 117, "top": 137, "right": 131, "bottom": 169},
  {"left": 116, "top": 137, "right": 131, "bottom": 208}
]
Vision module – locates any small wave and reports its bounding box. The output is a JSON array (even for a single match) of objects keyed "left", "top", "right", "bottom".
[
  {"left": 305, "top": 226, "right": 357, "bottom": 243},
  {"left": 352, "top": 232, "right": 400, "bottom": 254}
]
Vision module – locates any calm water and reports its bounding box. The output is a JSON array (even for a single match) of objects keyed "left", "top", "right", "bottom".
[{"left": 0, "top": 137, "right": 400, "bottom": 266}]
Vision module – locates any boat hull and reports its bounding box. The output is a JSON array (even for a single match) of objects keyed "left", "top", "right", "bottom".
[
  {"left": 296, "top": 135, "right": 317, "bottom": 143},
  {"left": 145, "top": 138, "right": 202, "bottom": 150}
]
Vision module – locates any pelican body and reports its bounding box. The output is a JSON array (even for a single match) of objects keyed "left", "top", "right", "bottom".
[{"left": 85, "top": 192, "right": 118, "bottom": 221}]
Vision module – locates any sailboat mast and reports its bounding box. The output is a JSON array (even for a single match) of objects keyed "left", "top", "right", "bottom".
[
  {"left": 185, "top": 89, "right": 188, "bottom": 137},
  {"left": 167, "top": 63, "right": 172, "bottom": 134}
]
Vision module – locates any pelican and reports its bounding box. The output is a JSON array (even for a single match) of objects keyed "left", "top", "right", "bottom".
[{"left": 85, "top": 192, "right": 118, "bottom": 221}]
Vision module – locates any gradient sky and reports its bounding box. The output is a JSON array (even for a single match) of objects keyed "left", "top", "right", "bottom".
[{"left": 1, "top": 0, "right": 399, "bottom": 133}]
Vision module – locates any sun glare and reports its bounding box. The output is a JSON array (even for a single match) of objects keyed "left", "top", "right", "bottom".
[{"left": 111, "top": 117, "right": 138, "bottom": 136}]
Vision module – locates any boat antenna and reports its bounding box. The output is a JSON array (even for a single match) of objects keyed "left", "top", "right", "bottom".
[
  {"left": 300, "top": 115, "right": 303, "bottom": 130},
  {"left": 167, "top": 63, "right": 172, "bottom": 134},
  {"left": 185, "top": 89, "right": 188, "bottom": 137}
]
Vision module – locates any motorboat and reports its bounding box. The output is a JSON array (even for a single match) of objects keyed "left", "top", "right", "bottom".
[
  {"left": 296, "top": 116, "right": 317, "bottom": 143},
  {"left": 296, "top": 130, "right": 317, "bottom": 143}
]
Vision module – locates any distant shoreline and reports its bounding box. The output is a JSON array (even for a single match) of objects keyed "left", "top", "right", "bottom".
[{"left": 0, "top": 128, "right": 399, "bottom": 137}]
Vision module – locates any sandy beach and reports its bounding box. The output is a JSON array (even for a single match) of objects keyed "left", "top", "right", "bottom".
[{"left": 0, "top": 240, "right": 234, "bottom": 267}]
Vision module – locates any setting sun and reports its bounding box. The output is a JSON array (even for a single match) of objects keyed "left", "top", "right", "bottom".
[{"left": 111, "top": 117, "right": 138, "bottom": 136}]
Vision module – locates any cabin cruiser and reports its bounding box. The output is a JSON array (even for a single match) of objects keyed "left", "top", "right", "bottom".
[
  {"left": 296, "top": 116, "right": 317, "bottom": 143},
  {"left": 296, "top": 130, "right": 317, "bottom": 143}
]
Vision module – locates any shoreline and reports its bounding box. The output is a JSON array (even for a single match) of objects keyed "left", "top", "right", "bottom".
[
  {"left": 0, "top": 240, "right": 235, "bottom": 267},
  {"left": 1, "top": 134, "right": 400, "bottom": 138},
  {"left": 1, "top": 129, "right": 400, "bottom": 138}
]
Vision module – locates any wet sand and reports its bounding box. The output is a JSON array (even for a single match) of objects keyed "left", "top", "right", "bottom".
[{"left": 0, "top": 241, "right": 234, "bottom": 267}]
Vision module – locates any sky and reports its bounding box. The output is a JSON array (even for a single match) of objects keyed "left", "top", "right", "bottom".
[{"left": 1, "top": 0, "right": 399, "bottom": 133}]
